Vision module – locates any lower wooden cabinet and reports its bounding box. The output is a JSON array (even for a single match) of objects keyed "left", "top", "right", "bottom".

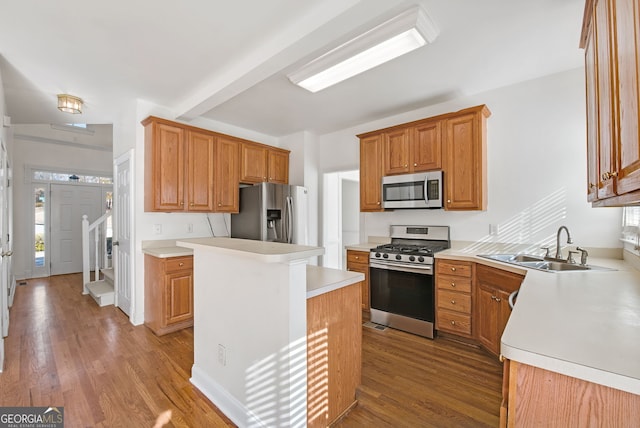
[
  {"left": 346, "top": 250, "right": 370, "bottom": 311},
  {"left": 501, "top": 359, "right": 640, "bottom": 427},
  {"left": 475, "top": 264, "right": 524, "bottom": 356},
  {"left": 144, "top": 254, "right": 194, "bottom": 335},
  {"left": 435, "top": 259, "right": 473, "bottom": 338}
]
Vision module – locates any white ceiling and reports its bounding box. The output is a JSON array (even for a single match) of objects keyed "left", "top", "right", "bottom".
[{"left": 0, "top": 0, "right": 586, "bottom": 137}]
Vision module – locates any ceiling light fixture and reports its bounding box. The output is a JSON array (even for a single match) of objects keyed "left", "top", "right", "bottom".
[
  {"left": 287, "top": 5, "right": 439, "bottom": 93},
  {"left": 57, "top": 94, "right": 83, "bottom": 114}
]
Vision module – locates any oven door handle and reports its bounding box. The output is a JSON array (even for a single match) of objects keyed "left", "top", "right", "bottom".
[{"left": 370, "top": 261, "right": 433, "bottom": 275}]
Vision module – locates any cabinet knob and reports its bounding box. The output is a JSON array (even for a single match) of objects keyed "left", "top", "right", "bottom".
[
  {"left": 495, "top": 297, "right": 502, "bottom": 302},
  {"left": 377, "top": 201, "right": 381, "bottom": 205},
  {"left": 450, "top": 300, "right": 456, "bottom": 304},
  {"left": 414, "top": 163, "right": 417, "bottom": 167},
  {"left": 355, "top": 256, "right": 359, "bottom": 260},
  {"left": 180, "top": 201, "right": 184, "bottom": 206},
  {"left": 491, "top": 295, "right": 497, "bottom": 300},
  {"left": 451, "top": 320, "right": 456, "bottom": 325},
  {"left": 179, "top": 262, "right": 184, "bottom": 267},
  {"left": 447, "top": 199, "right": 451, "bottom": 203},
  {"left": 451, "top": 267, "right": 456, "bottom": 272},
  {"left": 451, "top": 282, "right": 456, "bottom": 287},
  {"left": 218, "top": 203, "right": 222, "bottom": 207},
  {"left": 404, "top": 164, "right": 408, "bottom": 168},
  {"left": 189, "top": 202, "right": 194, "bottom": 207}
]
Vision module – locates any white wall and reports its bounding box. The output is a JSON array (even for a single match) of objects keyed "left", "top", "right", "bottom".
[
  {"left": 318, "top": 68, "right": 622, "bottom": 251},
  {"left": 11, "top": 125, "right": 113, "bottom": 279}
]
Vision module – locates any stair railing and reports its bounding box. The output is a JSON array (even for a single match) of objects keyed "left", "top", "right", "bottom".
[{"left": 82, "top": 212, "right": 112, "bottom": 294}]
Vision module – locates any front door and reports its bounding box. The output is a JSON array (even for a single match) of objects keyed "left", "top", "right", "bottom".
[
  {"left": 114, "top": 150, "right": 133, "bottom": 317},
  {"left": 50, "top": 184, "right": 102, "bottom": 275}
]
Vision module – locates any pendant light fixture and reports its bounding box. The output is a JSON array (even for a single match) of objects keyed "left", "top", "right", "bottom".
[
  {"left": 287, "top": 5, "right": 439, "bottom": 93},
  {"left": 57, "top": 94, "right": 83, "bottom": 114}
]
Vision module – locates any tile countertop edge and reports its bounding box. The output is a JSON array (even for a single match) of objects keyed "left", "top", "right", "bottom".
[
  {"left": 306, "top": 265, "right": 364, "bottom": 299},
  {"left": 435, "top": 249, "right": 640, "bottom": 396}
]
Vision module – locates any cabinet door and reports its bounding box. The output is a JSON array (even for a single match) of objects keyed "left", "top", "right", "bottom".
[
  {"left": 384, "top": 128, "right": 411, "bottom": 175},
  {"left": 346, "top": 250, "right": 370, "bottom": 311},
  {"left": 595, "top": 0, "right": 617, "bottom": 199},
  {"left": 413, "top": 120, "right": 442, "bottom": 171},
  {"left": 585, "top": 26, "right": 600, "bottom": 202},
  {"left": 165, "top": 270, "right": 193, "bottom": 325},
  {"left": 613, "top": 0, "right": 640, "bottom": 195},
  {"left": 476, "top": 283, "right": 500, "bottom": 355},
  {"left": 443, "top": 110, "right": 487, "bottom": 210},
  {"left": 240, "top": 143, "right": 268, "bottom": 184},
  {"left": 215, "top": 136, "right": 240, "bottom": 213},
  {"left": 187, "top": 131, "right": 215, "bottom": 211},
  {"left": 360, "top": 135, "right": 384, "bottom": 211},
  {"left": 153, "top": 122, "right": 186, "bottom": 211},
  {"left": 268, "top": 150, "right": 289, "bottom": 184}
]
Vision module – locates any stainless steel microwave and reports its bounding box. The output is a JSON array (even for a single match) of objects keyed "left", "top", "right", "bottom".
[{"left": 382, "top": 171, "right": 443, "bottom": 209}]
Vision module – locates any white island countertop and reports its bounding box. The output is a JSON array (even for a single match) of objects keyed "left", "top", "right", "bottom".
[
  {"left": 306, "top": 265, "right": 364, "bottom": 299},
  {"left": 436, "top": 250, "right": 640, "bottom": 395},
  {"left": 176, "top": 237, "right": 324, "bottom": 262}
]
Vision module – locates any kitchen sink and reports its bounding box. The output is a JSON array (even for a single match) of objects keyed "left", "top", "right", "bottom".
[{"left": 477, "top": 253, "right": 615, "bottom": 273}]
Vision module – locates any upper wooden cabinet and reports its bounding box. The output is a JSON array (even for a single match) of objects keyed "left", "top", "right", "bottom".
[
  {"left": 581, "top": 0, "right": 640, "bottom": 206},
  {"left": 383, "top": 120, "right": 442, "bottom": 175},
  {"left": 360, "top": 134, "right": 384, "bottom": 212},
  {"left": 240, "top": 142, "right": 290, "bottom": 185},
  {"left": 443, "top": 105, "right": 490, "bottom": 211},
  {"left": 143, "top": 116, "right": 288, "bottom": 213},
  {"left": 143, "top": 117, "right": 213, "bottom": 212},
  {"left": 358, "top": 105, "right": 489, "bottom": 212},
  {"left": 215, "top": 135, "right": 241, "bottom": 213}
]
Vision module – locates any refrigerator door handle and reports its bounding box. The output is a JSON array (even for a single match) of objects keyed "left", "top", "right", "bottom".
[{"left": 286, "top": 196, "right": 293, "bottom": 244}]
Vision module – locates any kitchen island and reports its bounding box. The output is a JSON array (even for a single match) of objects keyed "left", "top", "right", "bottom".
[
  {"left": 435, "top": 249, "right": 640, "bottom": 425},
  {"left": 176, "top": 237, "right": 363, "bottom": 428}
]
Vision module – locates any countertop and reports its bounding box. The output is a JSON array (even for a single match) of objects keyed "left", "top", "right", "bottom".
[
  {"left": 142, "top": 246, "right": 194, "bottom": 258},
  {"left": 436, "top": 249, "right": 640, "bottom": 395},
  {"left": 176, "top": 237, "right": 324, "bottom": 263},
  {"left": 306, "top": 265, "right": 364, "bottom": 299}
]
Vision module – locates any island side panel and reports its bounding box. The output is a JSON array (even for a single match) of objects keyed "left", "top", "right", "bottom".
[
  {"left": 307, "top": 282, "right": 362, "bottom": 427},
  {"left": 189, "top": 248, "right": 308, "bottom": 427}
]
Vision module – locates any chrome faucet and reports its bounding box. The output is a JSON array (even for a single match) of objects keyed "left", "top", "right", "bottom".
[{"left": 555, "top": 226, "right": 573, "bottom": 260}]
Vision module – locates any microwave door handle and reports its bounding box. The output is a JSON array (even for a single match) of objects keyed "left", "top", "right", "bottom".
[{"left": 424, "top": 177, "right": 429, "bottom": 203}]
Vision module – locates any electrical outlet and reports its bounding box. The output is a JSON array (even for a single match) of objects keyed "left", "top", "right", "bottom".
[
  {"left": 218, "top": 344, "right": 226, "bottom": 366},
  {"left": 153, "top": 224, "right": 162, "bottom": 235},
  {"left": 489, "top": 224, "right": 499, "bottom": 236},
  {"left": 187, "top": 223, "right": 193, "bottom": 233}
]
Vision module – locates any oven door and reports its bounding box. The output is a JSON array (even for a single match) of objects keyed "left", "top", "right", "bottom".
[{"left": 369, "top": 261, "right": 434, "bottom": 323}]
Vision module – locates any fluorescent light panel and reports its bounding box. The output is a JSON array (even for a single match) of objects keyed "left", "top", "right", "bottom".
[{"left": 288, "top": 6, "right": 439, "bottom": 93}]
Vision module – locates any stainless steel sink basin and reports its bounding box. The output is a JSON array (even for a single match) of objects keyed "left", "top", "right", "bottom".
[{"left": 477, "top": 253, "right": 615, "bottom": 273}]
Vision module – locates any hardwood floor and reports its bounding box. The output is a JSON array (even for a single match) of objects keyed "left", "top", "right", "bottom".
[
  {"left": 1, "top": 274, "right": 502, "bottom": 427},
  {"left": 0, "top": 274, "right": 234, "bottom": 427},
  {"left": 335, "top": 324, "right": 503, "bottom": 427}
]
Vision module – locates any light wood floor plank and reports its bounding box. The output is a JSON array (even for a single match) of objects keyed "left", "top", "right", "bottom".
[{"left": 1, "top": 274, "right": 502, "bottom": 427}]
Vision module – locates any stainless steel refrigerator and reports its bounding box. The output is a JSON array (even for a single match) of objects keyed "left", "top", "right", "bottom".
[{"left": 230, "top": 182, "right": 308, "bottom": 245}]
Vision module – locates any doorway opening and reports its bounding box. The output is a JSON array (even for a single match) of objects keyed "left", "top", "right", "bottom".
[
  {"left": 29, "top": 169, "right": 112, "bottom": 278},
  {"left": 322, "top": 170, "right": 360, "bottom": 269}
]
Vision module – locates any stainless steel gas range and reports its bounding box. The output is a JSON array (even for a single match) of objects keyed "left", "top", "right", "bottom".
[{"left": 369, "top": 225, "right": 450, "bottom": 339}]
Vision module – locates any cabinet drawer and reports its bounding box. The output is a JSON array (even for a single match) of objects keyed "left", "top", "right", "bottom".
[
  {"left": 437, "top": 274, "right": 472, "bottom": 293},
  {"left": 347, "top": 250, "right": 369, "bottom": 265},
  {"left": 437, "top": 310, "right": 472, "bottom": 335},
  {"left": 165, "top": 256, "right": 193, "bottom": 272},
  {"left": 437, "top": 260, "right": 472, "bottom": 277},
  {"left": 438, "top": 290, "right": 471, "bottom": 313}
]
